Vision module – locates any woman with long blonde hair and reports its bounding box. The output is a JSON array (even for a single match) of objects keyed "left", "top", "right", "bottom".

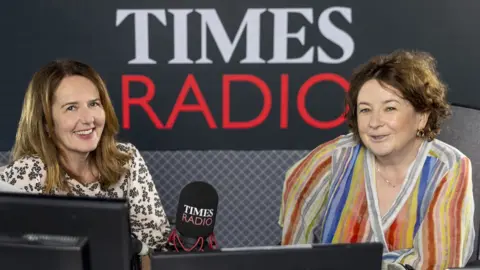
[{"left": 0, "top": 59, "right": 170, "bottom": 267}]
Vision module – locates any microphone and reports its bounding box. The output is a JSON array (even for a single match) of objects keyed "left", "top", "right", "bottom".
[
  {"left": 130, "top": 236, "right": 143, "bottom": 270},
  {"left": 167, "top": 181, "right": 219, "bottom": 252},
  {"left": 130, "top": 236, "right": 143, "bottom": 256}
]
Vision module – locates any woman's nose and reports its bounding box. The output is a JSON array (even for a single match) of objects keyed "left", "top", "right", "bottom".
[
  {"left": 79, "top": 108, "right": 95, "bottom": 124},
  {"left": 368, "top": 111, "right": 383, "bottom": 128}
]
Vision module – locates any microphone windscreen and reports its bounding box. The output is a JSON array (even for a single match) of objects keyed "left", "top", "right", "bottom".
[
  {"left": 130, "top": 236, "right": 143, "bottom": 256},
  {"left": 175, "top": 181, "right": 218, "bottom": 238}
]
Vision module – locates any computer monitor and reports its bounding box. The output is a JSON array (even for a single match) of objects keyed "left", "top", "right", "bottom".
[
  {"left": 0, "top": 234, "right": 90, "bottom": 270},
  {"left": 151, "top": 243, "right": 384, "bottom": 270},
  {"left": 0, "top": 192, "right": 132, "bottom": 270}
]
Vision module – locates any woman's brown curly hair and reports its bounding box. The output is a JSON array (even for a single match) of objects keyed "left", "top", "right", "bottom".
[{"left": 345, "top": 49, "right": 451, "bottom": 142}]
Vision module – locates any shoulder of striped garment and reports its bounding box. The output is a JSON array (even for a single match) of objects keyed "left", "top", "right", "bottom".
[
  {"left": 282, "top": 133, "right": 359, "bottom": 208},
  {"left": 286, "top": 133, "right": 359, "bottom": 175},
  {"left": 279, "top": 133, "right": 359, "bottom": 238},
  {"left": 429, "top": 138, "right": 470, "bottom": 168}
]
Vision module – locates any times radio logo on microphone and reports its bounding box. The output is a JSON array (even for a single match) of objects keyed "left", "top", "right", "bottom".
[
  {"left": 175, "top": 182, "right": 218, "bottom": 237},
  {"left": 182, "top": 205, "right": 215, "bottom": 227}
]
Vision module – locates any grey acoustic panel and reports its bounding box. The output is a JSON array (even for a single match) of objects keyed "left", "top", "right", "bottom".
[
  {"left": 141, "top": 150, "right": 308, "bottom": 248},
  {"left": 0, "top": 152, "right": 10, "bottom": 166}
]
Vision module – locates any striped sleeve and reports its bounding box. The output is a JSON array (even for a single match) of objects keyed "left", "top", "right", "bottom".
[
  {"left": 279, "top": 137, "right": 340, "bottom": 245},
  {"left": 383, "top": 156, "right": 475, "bottom": 269}
]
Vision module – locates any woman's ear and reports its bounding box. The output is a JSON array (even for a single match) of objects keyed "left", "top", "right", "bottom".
[{"left": 418, "top": 111, "right": 431, "bottom": 130}]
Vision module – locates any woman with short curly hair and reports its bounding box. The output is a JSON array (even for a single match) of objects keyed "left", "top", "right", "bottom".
[{"left": 279, "top": 50, "right": 474, "bottom": 270}]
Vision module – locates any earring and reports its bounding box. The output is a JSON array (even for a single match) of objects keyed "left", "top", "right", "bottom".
[{"left": 416, "top": 129, "right": 425, "bottom": 138}]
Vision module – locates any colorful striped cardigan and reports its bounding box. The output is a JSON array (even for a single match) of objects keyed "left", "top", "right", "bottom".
[{"left": 279, "top": 133, "right": 475, "bottom": 269}]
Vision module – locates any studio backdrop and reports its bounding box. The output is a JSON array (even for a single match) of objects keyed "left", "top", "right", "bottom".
[{"left": 1, "top": 0, "right": 479, "bottom": 247}]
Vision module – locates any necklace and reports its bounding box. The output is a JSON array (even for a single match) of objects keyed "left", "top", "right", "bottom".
[{"left": 376, "top": 166, "right": 397, "bottom": 188}]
